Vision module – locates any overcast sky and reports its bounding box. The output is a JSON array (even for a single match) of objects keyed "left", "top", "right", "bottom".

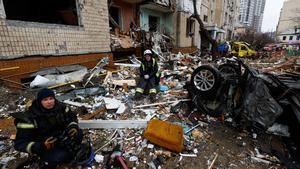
[{"left": 261, "top": 0, "right": 285, "bottom": 32}]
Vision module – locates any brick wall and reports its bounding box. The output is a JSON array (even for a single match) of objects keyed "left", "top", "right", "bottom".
[{"left": 0, "top": 0, "right": 111, "bottom": 59}]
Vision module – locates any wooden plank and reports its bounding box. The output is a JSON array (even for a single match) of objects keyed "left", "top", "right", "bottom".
[
  {"left": 114, "top": 63, "right": 140, "bottom": 67},
  {"left": 0, "top": 66, "right": 20, "bottom": 72},
  {"left": 208, "top": 154, "right": 218, "bottom": 169},
  {"left": 80, "top": 107, "right": 107, "bottom": 120},
  {"left": 78, "top": 120, "right": 148, "bottom": 129},
  {"left": 133, "top": 99, "right": 191, "bottom": 109},
  {"left": 111, "top": 79, "right": 136, "bottom": 87}
]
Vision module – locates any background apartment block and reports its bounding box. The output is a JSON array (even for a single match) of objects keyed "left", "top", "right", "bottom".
[
  {"left": 239, "top": 0, "right": 266, "bottom": 32},
  {"left": 277, "top": 0, "right": 300, "bottom": 34}
]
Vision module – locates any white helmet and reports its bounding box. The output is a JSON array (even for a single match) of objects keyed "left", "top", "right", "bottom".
[{"left": 144, "top": 49, "right": 152, "bottom": 56}]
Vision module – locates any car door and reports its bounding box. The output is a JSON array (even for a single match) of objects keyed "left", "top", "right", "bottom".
[{"left": 240, "top": 45, "right": 248, "bottom": 57}]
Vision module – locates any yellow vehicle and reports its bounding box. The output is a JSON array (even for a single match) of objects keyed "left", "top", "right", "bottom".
[{"left": 231, "top": 42, "right": 257, "bottom": 58}]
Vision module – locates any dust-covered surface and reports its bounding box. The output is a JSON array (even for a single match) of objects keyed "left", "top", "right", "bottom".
[{"left": 0, "top": 54, "right": 299, "bottom": 169}]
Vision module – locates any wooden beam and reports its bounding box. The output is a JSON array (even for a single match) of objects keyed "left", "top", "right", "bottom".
[
  {"left": 80, "top": 107, "right": 107, "bottom": 120},
  {"left": 133, "top": 99, "right": 191, "bottom": 109},
  {"left": 0, "top": 66, "right": 19, "bottom": 72},
  {"left": 114, "top": 63, "right": 140, "bottom": 67},
  {"left": 78, "top": 120, "right": 148, "bottom": 129}
]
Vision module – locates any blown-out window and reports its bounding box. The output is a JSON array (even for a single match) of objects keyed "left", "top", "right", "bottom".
[
  {"left": 3, "top": 0, "right": 79, "bottom": 25},
  {"left": 283, "top": 36, "right": 286, "bottom": 41},
  {"left": 186, "top": 18, "right": 195, "bottom": 37}
]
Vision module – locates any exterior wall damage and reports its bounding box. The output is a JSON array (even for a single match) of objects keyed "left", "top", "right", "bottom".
[
  {"left": 0, "top": 0, "right": 111, "bottom": 60},
  {"left": 175, "top": 0, "right": 201, "bottom": 49}
]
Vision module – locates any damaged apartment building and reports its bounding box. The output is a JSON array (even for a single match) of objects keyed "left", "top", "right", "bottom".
[
  {"left": 175, "top": 0, "right": 201, "bottom": 52},
  {"left": 108, "top": 0, "right": 205, "bottom": 57},
  {"left": 201, "top": 0, "right": 240, "bottom": 48},
  {"left": 0, "top": 0, "right": 242, "bottom": 87},
  {"left": 108, "top": 0, "right": 241, "bottom": 57},
  {"left": 109, "top": 0, "right": 176, "bottom": 58},
  {"left": 0, "top": 0, "right": 112, "bottom": 87}
]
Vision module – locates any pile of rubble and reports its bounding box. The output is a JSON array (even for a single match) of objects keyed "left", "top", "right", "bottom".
[{"left": 0, "top": 53, "right": 300, "bottom": 169}]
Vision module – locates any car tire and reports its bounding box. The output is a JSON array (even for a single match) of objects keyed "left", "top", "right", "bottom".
[{"left": 191, "top": 65, "right": 221, "bottom": 95}]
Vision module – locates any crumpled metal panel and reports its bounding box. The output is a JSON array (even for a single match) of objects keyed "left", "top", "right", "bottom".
[{"left": 243, "top": 77, "right": 283, "bottom": 128}]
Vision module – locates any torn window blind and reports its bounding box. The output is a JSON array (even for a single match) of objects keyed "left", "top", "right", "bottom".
[
  {"left": 154, "top": 0, "right": 170, "bottom": 6},
  {"left": 0, "top": 0, "right": 5, "bottom": 19}
]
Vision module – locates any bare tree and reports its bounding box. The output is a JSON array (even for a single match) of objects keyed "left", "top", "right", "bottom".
[
  {"left": 238, "top": 28, "right": 275, "bottom": 50},
  {"left": 190, "top": 0, "right": 218, "bottom": 57}
]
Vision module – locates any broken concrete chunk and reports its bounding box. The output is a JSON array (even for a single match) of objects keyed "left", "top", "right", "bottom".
[
  {"left": 94, "top": 154, "right": 104, "bottom": 163},
  {"left": 103, "top": 97, "right": 126, "bottom": 114}
]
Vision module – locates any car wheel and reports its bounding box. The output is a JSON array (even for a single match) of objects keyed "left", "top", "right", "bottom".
[{"left": 191, "top": 65, "right": 220, "bottom": 95}]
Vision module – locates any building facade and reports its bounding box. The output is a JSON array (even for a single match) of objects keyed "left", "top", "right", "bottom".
[
  {"left": 277, "top": 0, "right": 300, "bottom": 34},
  {"left": 175, "top": 0, "right": 201, "bottom": 49},
  {"left": 214, "top": 0, "right": 240, "bottom": 41},
  {"left": 139, "top": 1, "right": 174, "bottom": 35},
  {"left": 0, "top": 0, "right": 110, "bottom": 59},
  {"left": 239, "top": 0, "right": 266, "bottom": 32},
  {"left": 277, "top": 28, "right": 300, "bottom": 44},
  {"left": 0, "top": 0, "right": 112, "bottom": 85}
]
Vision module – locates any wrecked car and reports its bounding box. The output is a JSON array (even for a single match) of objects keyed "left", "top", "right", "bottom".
[
  {"left": 231, "top": 42, "right": 257, "bottom": 58},
  {"left": 186, "top": 56, "right": 300, "bottom": 166},
  {"left": 186, "top": 56, "right": 300, "bottom": 138}
]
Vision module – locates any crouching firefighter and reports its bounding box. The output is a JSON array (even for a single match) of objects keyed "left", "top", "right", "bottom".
[
  {"left": 12, "top": 88, "right": 94, "bottom": 168},
  {"left": 135, "top": 49, "right": 160, "bottom": 102}
]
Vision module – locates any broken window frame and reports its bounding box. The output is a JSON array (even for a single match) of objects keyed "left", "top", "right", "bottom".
[
  {"left": 2, "top": 0, "right": 83, "bottom": 27},
  {"left": 203, "top": 15, "right": 208, "bottom": 22},
  {"left": 289, "top": 36, "right": 293, "bottom": 41},
  {"left": 109, "top": 5, "right": 123, "bottom": 31},
  {"left": 149, "top": 15, "right": 159, "bottom": 32},
  {"left": 186, "top": 18, "right": 195, "bottom": 37},
  {"left": 241, "top": 45, "right": 247, "bottom": 51},
  {"left": 283, "top": 36, "right": 286, "bottom": 41}
]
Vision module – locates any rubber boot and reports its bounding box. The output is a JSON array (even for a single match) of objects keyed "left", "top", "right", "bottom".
[
  {"left": 149, "top": 94, "right": 156, "bottom": 102},
  {"left": 134, "top": 92, "right": 142, "bottom": 100}
]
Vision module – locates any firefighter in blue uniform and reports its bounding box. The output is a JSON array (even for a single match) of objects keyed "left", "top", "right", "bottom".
[
  {"left": 135, "top": 49, "right": 159, "bottom": 102},
  {"left": 12, "top": 88, "right": 92, "bottom": 168}
]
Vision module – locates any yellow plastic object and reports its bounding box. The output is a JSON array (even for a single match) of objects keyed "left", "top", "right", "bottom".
[{"left": 143, "top": 119, "right": 184, "bottom": 153}]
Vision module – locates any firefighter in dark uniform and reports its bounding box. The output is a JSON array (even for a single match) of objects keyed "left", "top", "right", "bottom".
[
  {"left": 135, "top": 49, "right": 159, "bottom": 101},
  {"left": 12, "top": 88, "right": 90, "bottom": 168}
]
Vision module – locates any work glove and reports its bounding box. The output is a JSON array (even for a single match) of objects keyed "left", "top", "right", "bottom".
[
  {"left": 43, "top": 136, "right": 57, "bottom": 150},
  {"left": 66, "top": 124, "right": 79, "bottom": 139},
  {"left": 68, "top": 128, "right": 78, "bottom": 138},
  {"left": 144, "top": 74, "right": 150, "bottom": 79}
]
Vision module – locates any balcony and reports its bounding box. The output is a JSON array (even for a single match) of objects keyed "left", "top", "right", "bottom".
[
  {"left": 140, "top": 0, "right": 173, "bottom": 13},
  {"left": 121, "top": 0, "right": 145, "bottom": 4}
]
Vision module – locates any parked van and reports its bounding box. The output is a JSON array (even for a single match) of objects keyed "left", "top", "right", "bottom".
[{"left": 231, "top": 42, "right": 257, "bottom": 58}]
